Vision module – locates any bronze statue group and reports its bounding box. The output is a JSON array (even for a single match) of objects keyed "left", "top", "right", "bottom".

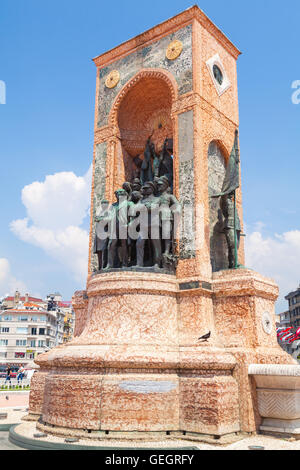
[
  {"left": 93, "top": 138, "right": 181, "bottom": 273},
  {"left": 93, "top": 131, "right": 242, "bottom": 274}
]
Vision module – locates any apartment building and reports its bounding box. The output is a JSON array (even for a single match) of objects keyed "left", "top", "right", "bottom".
[
  {"left": 285, "top": 285, "right": 300, "bottom": 329},
  {"left": 276, "top": 310, "right": 292, "bottom": 329},
  {"left": 0, "top": 308, "right": 58, "bottom": 365},
  {"left": 0, "top": 291, "right": 75, "bottom": 367},
  {"left": 276, "top": 285, "right": 300, "bottom": 361}
]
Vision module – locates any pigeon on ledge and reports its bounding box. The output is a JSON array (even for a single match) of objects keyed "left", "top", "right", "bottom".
[{"left": 197, "top": 331, "right": 211, "bottom": 342}]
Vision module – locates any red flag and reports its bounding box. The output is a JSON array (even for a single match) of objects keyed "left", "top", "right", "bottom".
[
  {"left": 281, "top": 332, "right": 295, "bottom": 342},
  {"left": 278, "top": 327, "right": 293, "bottom": 337},
  {"left": 288, "top": 328, "right": 300, "bottom": 343}
]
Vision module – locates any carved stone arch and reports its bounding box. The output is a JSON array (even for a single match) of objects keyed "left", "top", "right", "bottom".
[
  {"left": 208, "top": 139, "right": 229, "bottom": 272},
  {"left": 109, "top": 68, "right": 178, "bottom": 128},
  {"left": 108, "top": 68, "right": 178, "bottom": 186}
]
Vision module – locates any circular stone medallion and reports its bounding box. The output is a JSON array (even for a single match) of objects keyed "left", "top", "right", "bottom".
[
  {"left": 261, "top": 311, "right": 273, "bottom": 335},
  {"left": 105, "top": 70, "right": 120, "bottom": 89},
  {"left": 166, "top": 40, "right": 183, "bottom": 60}
]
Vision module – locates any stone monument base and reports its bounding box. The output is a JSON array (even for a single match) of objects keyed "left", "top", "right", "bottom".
[
  {"left": 27, "top": 270, "right": 296, "bottom": 438},
  {"left": 29, "top": 344, "right": 240, "bottom": 437}
]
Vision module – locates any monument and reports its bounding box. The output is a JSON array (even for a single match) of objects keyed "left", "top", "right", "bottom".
[{"left": 26, "top": 6, "right": 296, "bottom": 441}]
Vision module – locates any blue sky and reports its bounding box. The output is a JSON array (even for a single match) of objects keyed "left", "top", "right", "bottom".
[{"left": 0, "top": 0, "right": 299, "bottom": 311}]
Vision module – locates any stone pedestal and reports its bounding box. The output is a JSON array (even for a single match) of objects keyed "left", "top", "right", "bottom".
[
  {"left": 28, "top": 269, "right": 297, "bottom": 439},
  {"left": 212, "top": 269, "right": 296, "bottom": 433},
  {"left": 29, "top": 272, "right": 240, "bottom": 438}
]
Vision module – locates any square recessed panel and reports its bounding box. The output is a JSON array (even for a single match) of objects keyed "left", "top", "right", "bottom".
[{"left": 206, "top": 53, "right": 231, "bottom": 96}]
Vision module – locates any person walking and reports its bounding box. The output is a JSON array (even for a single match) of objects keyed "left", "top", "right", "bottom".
[
  {"left": 4, "top": 366, "right": 11, "bottom": 386},
  {"left": 17, "top": 364, "right": 25, "bottom": 385}
]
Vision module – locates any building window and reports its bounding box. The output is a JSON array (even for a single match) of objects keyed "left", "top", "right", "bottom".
[
  {"left": 0, "top": 339, "right": 8, "bottom": 346},
  {"left": 15, "top": 352, "right": 25, "bottom": 358},
  {"left": 38, "top": 340, "right": 45, "bottom": 347},
  {"left": 16, "top": 327, "right": 27, "bottom": 334},
  {"left": 29, "top": 340, "right": 36, "bottom": 348},
  {"left": 16, "top": 339, "right": 26, "bottom": 346},
  {"left": 18, "top": 316, "right": 28, "bottom": 322},
  {"left": 1, "top": 327, "right": 9, "bottom": 333},
  {"left": 30, "top": 316, "right": 38, "bottom": 321},
  {"left": 31, "top": 328, "right": 37, "bottom": 335},
  {"left": 0, "top": 352, "right": 7, "bottom": 358},
  {"left": 39, "top": 315, "right": 46, "bottom": 322},
  {"left": 3, "top": 315, "right": 12, "bottom": 321},
  {"left": 39, "top": 328, "right": 45, "bottom": 335}
]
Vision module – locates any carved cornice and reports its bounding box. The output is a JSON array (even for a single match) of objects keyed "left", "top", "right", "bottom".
[
  {"left": 94, "top": 125, "right": 118, "bottom": 145},
  {"left": 92, "top": 6, "right": 241, "bottom": 69},
  {"left": 171, "top": 91, "right": 200, "bottom": 115},
  {"left": 212, "top": 269, "right": 279, "bottom": 301},
  {"left": 172, "top": 91, "right": 238, "bottom": 129},
  {"left": 198, "top": 95, "right": 239, "bottom": 129}
]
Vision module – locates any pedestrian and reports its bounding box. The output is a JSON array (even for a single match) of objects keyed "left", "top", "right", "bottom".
[
  {"left": 4, "top": 366, "right": 11, "bottom": 385},
  {"left": 17, "top": 364, "right": 25, "bottom": 385}
]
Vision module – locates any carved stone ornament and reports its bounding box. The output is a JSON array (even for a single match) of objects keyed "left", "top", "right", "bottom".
[
  {"left": 105, "top": 70, "right": 120, "bottom": 88},
  {"left": 166, "top": 39, "right": 183, "bottom": 60},
  {"left": 206, "top": 53, "right": 231, "bottom": 96},
  {"left": 261, "top": 311, "right": 272, "bottom": 335}
]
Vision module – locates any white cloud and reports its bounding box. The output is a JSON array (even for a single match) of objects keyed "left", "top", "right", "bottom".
[
  {"left": 245, "top": 228, "right": 300, "bottom": 312},
  {"left": 10, "top": 167, "right": 92, "bottom": 284},
  {"left": 0, "top": 258, "right": 27, "bottom": 297},
  {"left": 21, "top": 167, "right": 92, "bottom": 230}
]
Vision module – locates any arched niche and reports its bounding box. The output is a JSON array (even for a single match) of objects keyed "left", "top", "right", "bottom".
[
  {"left": 208, "top": 141, "right": 229, "bottom": 272},
  {"left": 114, "top": 72, "right": 174, "bottom": 184}
]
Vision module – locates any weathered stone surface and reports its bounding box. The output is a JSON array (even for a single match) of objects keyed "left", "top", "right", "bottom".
[
  {"left": 208, "top": 141, "right": 228, "bottom": 271},
  {"left": 90, "top": 142, "right": 107, "bottom": 272},
  {"left": 178, "top": 110, "right": 195, "bottom": 259},
  {"left": 42, "top": 374, "right": 103, "bottom": 430},
  {"left": 100, "top": 373, "right": 180, "bottom": 431},
  {"left": 179, "top": 374, "right": 240, "bottom": 435},
  {"left": 28, "top": 371, "right": 48, "bottom": 416},
  {"left": 72, "top": 290, "right": 88, "bottom": 337},
  {"left": 249, "top": 364, "right": 300, "bottom": 437},
  {"left": 97, "top": 24, "right": 192, "bottom": 128}
]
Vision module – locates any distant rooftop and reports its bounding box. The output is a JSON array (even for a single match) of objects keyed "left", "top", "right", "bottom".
[
  {"left": 4, "top": 296, "right": 44, "bottom": 303},
  {"left": 285, "top": 285, "right": 300, "bottom": 299}
]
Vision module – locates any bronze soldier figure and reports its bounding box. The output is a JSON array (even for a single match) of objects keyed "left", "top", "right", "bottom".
[
  {"left": 157, "top": 176, "right": 181, "bottom": 261},
  {"left": 220, "top": 191, "right": 241, "bottom": 269},
  {"left": 140, "top": 138, "right": 155, "bottom": 185},
  {"left": 128, "top": 190, "right": 142, "bottom": 266},
  {"left": 135, "top": 181, "right": 161, "bottom": 268},
  {"left": 158, "top": 138, "right": 174, "bottom": 191},
  {"left": 105, "top": 189, "right": 133, "bottom": 269},
  {"left": 122, "top": 181, "right": 132, "bottom": 200},
  {"left": 94, "top": 200, "right": 110, "bottom": 270}
]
